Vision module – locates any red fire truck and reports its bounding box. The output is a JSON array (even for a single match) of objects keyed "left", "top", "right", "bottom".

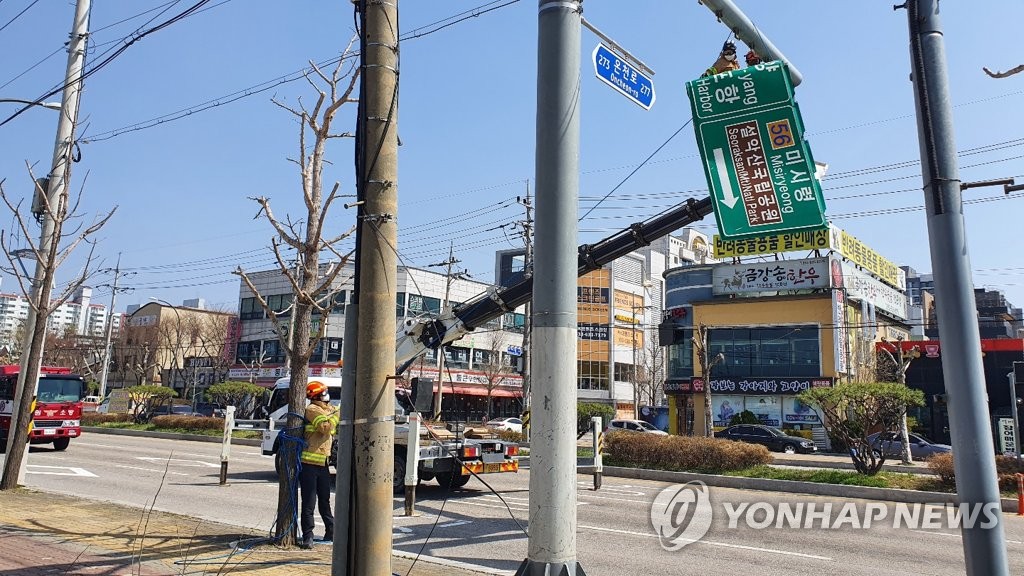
[{"left": 0, "top": 365, "right": 85, "bottom": 451}]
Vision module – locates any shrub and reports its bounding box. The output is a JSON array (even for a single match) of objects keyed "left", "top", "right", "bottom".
[
  {"left": 928, "top": 452, "right": 1024, "bottom": 492},
  {"left": 604, "top": 431, "right": 772, "bottom": 474},
  {"left": 498, "top": 430, "right": 525, "bottom": 443},
  {"left": 82, "top": 412, "right": 133, "bottom": 425},
  {"left": 151, "top": 415, "right": 225, "bottom": 431},
  {"left": 577, "top": 402, "right": 614, "bottom": 438},
  {"left": 728, "top": 410, "right": 760, "bottom": 426}
]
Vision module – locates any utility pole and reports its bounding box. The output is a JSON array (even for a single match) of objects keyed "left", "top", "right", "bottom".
[
  {"left": 428, "top": 242, "right": 463, "bottom": 419},
  {"left": 517, "top": 1, "right": 584, "bottom": 574},
  {"left": 351, "top": 0, "right": 398, "bottom": 572},
  {"left": 517, "top": 186, "right": 533, "bottom": 441},
  {"left": 902, "top": 1, "right": 1009, "bottom": 573},
  {"left": 2, "top": 0, "right": 90, "bottom": 490},
  {"left": 879, "top": 336, "right": 920, "bottom": 465},
  {"left": 98, "top": 254, "right": 133, "bottom": 399}
]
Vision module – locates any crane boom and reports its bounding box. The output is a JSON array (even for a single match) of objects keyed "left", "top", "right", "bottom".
[{"left": 395, "top": 196, "right": 713, "bottom": 369}]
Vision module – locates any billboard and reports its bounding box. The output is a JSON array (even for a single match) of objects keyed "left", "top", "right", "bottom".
[{"left": 712, "top": 256, "right": 829, "bottom": 295}]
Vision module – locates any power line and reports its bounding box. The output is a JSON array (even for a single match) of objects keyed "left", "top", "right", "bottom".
[{"left": 0, "top": 0, "right": 40, "bottom": 34}]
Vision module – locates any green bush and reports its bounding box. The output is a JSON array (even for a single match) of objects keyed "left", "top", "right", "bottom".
[
  {"left": 82, "top": 412, "right": 133, "bottom": 425},
  {"left": 728, "top": 410, "right": 760, "bottom": 426},
  {"left": 604, "top": 431, "right": 772, "bottom": 474},
  {"left": 498, "top": 430, "right": 525, "bottom": 443},
  {"left": 151, "top": 415, "right": 225, "bottom": 431},
  {"left": 577, "top": 402, "right": 614, "bottom": 438},
  {"left": 927, "top": 452, "right": 1024, "bottom": 492}
]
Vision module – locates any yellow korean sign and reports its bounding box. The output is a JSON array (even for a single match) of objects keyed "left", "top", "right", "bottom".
[{"left": 834, "top": 228, "right": 905, "bottom": 290}]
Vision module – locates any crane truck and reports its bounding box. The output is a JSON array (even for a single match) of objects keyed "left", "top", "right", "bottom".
[{"left": 260, "top": 197, "right": 713, "bottom": 491}]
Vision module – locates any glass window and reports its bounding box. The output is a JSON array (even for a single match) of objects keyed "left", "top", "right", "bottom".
[
  {"left": 332, "top": 290, "right": 347, "bottom": 314},
  {"left": 503, "top": 312, "right": 525, "bottom": 333},
  {"left": 444, "top": 346, "right": 470, "bottom": 369},
  {"left": 578, "top": 360, "right": 609, "bottom": 390},
  {"left": 473, "top": 349, "right": 492, "bottom": 367},
  {"left": 325, "top": 338, "right": 342, "bottom": 363},
  {"left": 708, "top": 325, "right": 820, "bottom": 378},
  {"left": 240, "top": 297, "right": 263, "bottom": 320},
  {"left": 613, "top": 362, "right": 635, "bottom": 382},
  {"left": 262, "top": 339, "right": 284, "bottom": 364},
  {"left": 266, "top": 294, "right": 293, "bottom": 318},
  {"left": 667, "top": 329, "right": 693, "bottom": 380},
  {"left": 396, "top": 292, "right": 406, "bottom": 317}
]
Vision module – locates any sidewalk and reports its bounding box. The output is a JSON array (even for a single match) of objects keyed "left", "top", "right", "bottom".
[{"left": 0, "top": 488, "right": 496, "bottom": 575}]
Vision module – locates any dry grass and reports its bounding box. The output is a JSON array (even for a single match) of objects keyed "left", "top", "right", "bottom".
[{"left": 927, "top": 452, "right": 1024, "bottom": 492}]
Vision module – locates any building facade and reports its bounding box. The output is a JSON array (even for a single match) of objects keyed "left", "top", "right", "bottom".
[
  {"left": 661, "top": 248, "right": 911, "bottom": 436},
  {"left": 0, "top": 286, "right": 122, "bottom": 354},
  {"left": 231, "top": 263, "right": 526, "bottom": 422}
]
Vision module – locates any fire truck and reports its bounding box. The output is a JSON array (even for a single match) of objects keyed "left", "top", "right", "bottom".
[{"left": 0, "top": 365, "right": 86, "bottom": 451}]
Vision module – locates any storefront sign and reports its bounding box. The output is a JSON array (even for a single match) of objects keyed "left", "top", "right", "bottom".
[
  {"left": 665, "top": 379, "right": 694, "bottom": 393},
  {"left": 694, "top": 376, "right": 831, "bottom": 395},
  {"left": 831, "top": 227, "right": 905, "bottom": 290},
  {"left": 746, "top": 395, "right": 782, "bottom": 427},
  {"left": 783, "top": 396, "right": 821, "bottom": 424},
  {"left": 838, "top": 258, "right": 908, "bottom": 321},
  {"left": 998, "top": 418, "right": 1017, "bottom": 456},
  {"left": 713, "top": 395, "right": 744, "bottom": 427},
  {"left": 578, "top": 323, "right": 610, "bottom": 341},
  {"left": 713, "top": 228, "right": 831, "bottom": 258},
  {"left": 712, "top": 256, "right": 828, "bottom": 295},
  {"left": 613, "top": 327, "right": 643, "bottom": 348}
]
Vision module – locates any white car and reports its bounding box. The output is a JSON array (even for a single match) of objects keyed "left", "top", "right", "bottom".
[
  {"left": 607, "top": 419, "right": 668, "bottom": 435},
  {"left": 485, "top": 417, "right": 523, "bottom": 433}
]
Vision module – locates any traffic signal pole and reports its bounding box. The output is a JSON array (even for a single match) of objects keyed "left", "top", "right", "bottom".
[
  {"left": 903, "top": 1, "right": 1009, "bottom": 573},
  {"left": 515, "top": 1, "right": 585, "bottom": 574}
]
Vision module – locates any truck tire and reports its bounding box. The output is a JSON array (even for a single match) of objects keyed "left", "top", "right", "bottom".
[
  {"left": 393, "top": 447, "right": 406, "bottom": 495},
  {"left": 436, "top": 471, "right": 470, "bottom": 489},
  {"left": 53, "top": 437, "right": 70, "bottom": 451}
]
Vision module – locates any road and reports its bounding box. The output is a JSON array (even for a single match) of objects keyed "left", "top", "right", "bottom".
[{"left": 10, "top": 433, "right": 1024, "bottom": 575}]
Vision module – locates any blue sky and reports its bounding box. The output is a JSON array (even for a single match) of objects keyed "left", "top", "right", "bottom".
[{"left": 1, "top": 0, "right": 1022, "bottom": 315}]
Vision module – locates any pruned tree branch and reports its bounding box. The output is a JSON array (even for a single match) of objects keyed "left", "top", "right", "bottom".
[{"left": 983, "top": 64, "right": 1024, "bottom": 79}]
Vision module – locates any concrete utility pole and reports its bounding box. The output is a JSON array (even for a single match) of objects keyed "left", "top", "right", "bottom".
[
  {"left": 517, "top": 186, "right": 533, "bottom": 441},
  {"left": 98, "top": 254, "right": 133, "bottom": 399},
  {"left": 352, "top": 0, "right": 399, "bottom": 572},
  {"left": 517, "top": 1, "right": 584, "bottom": 574},
  {"left": 903, "top": 1, "right": 1009, "bottom": 573},
  {"left": 428, "top": 242, "right": 463, "bottom": 419},
  {"left": 2, "top": 0, "right": 90, "bottom": 490}
]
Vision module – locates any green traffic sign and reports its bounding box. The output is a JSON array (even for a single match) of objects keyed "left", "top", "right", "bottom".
[{"left": 686, "top": 62, "right": 827, "bottom": 240}]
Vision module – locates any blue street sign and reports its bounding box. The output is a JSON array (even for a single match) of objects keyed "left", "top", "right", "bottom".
[{"left": 592, "top": 43, "right": 655, "bottom": 110}]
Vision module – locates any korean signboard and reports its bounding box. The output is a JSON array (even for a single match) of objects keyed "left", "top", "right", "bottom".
[
  {"left": 686, "top": 61, "right": 827, "bottom": 240},
  {"left": 713, "top": 228, "right": 831, "bottom": 258},
  {"left": 832, "top": 259, "right": 849, "bottom": 375},
  {"left": 712, "top": 256, "right": 828, "bottom": 295},
  {"left": 838, "top": 257, "right": 908, "bottom": 321},
  {"left": 998, "top": 418, "right": 1017, "bottom": 456},
  {"left": 831, "top": 227, "right": 905, "bottom": 290},
  {"left": 694, "top": 376, "right": 833, "bottom": 395}
]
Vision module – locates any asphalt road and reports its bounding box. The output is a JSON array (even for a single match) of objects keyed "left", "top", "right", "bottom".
[{"left": 10, "top": 433, "right": 1024, "bottom": 575}]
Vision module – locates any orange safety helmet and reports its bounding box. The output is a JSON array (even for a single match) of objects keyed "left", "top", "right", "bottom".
[{"left": 306, "top": 380, "right": 328, "bottom": 399}]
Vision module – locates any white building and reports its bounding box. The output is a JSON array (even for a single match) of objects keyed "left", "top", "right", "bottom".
[{"left": 0, "top": 286, "right": 122, "bottom": 350}]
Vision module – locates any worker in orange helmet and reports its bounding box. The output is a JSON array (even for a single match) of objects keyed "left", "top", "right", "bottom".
[{"left": 299, "top": 380, "right": 339, "bottom": 548}]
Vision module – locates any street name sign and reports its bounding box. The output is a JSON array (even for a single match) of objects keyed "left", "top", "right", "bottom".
[
  {"left": 592, "top": 43, "right": 655, "bottom": 110},
  {"left": 686, "top": 61, "right": 827, "bottom": 240}
]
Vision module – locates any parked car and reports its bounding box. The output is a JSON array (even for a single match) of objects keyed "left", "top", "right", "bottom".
[
  {"left": 715, "top": 424, "right": 817, "bottom": 454},
  {"left": 485, "top": 417, "right": 523, "bottom": 433},
  {"left": 143, "top": 404, "right": 205, "bottom": 419},
  {"left": 606, "top": 419, "right": 668, "bottom": 435},
  {"left": 867, "top": 431, "right": 951, "bottom": 460}
]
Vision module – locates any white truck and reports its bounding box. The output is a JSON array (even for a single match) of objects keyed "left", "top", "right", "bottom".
[{"left": 259, "top": 376, "right": 520, "bottom": 492}]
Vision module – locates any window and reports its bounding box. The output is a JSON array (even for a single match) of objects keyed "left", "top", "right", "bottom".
[
  {"left": 578, "top": 360, "right": 609, "bottom": 390},
  {"left": 262, "top": 339, "right": 284, "bottom": 364},
  {"left": 613, "top": 362, "right": 635, "bottom": 382},
  {"left": 408, "top": 295, "right": 441, "bottom": 316},
  {"left": 325, "top": 338, "right": 342, "bottom": 363},
  {"left": 667, "top": 329, "right": 693, "bottom": 379},
  {"left": 708, "top": 325, "right": 820, "bottom": 377},
  {"left": 503, "top": 312, "right": 525, "bottom": 333},
  {"left": 240, "top": 298, "right": 262, "bottom": 320},
  {"left": 266, "top": 294, "right": 293, "bottom": 318},
  {"left": 396, "top": 292, "right": 406, "bottom": 317},
  {"left": 444, "top": 346, "right": 470, "bottom": 369},
  {"left": 473, "top": 349, "right": 492, "bottom": 367},
  {"left": 331, "top": 290, "right": 347, "bottom": 314}
]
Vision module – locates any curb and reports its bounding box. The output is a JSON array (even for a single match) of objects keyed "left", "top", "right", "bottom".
[
  {"left": 772, "top": 457, "right": 931, "bottom": 476},
  {"left": 578, "top": 465, "right": 1019, "bottom": 513},
  {"left": 81, "top": 426, "right": 262, "bottom": 446}
]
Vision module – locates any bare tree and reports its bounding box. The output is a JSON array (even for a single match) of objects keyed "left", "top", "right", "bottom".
[
  {"left": 636, "top": 333, "right": 666, "bottom": 408},
  {"left": 878, "top": 336, "right": 922, "bottom": 465},
  {"left": 477, "top": 332, "right": 515, "bottom": 422},
  {"left": 0, "top": 164, "right": 116, "bottom": 489},
  {"left": 233, "top": 49, "right": 359, "bottom": 547},
  {"left": 692, "top": 324, "right": 725, "bottom": 437}
]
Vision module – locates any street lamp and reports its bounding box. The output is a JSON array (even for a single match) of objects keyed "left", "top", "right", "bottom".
[{"left": 0, "top": 98, "right": 62, "bottom": 110}]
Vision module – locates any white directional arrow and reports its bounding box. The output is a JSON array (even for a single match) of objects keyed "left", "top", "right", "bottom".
[
  {"left": 136, "top": 456, "right": 218, "bottom": 468},
  {"left": 26, "top": 465, "right": 97, "bottom": 477},
  {"left": 713, "top": 148, "right": 739, "bottom": 209}
]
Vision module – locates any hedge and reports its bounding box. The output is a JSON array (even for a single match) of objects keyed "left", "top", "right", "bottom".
[
  {"left": 150, "top": 415, "right": 226, "bottom": 431},
  {"left": 81, "top": 412, "right": 134, "bottom": 425},
  {"left": 604, "top": 431, "right": 772, "bottom": 474},
  {"left": 928, "top": 452, "right": 1024, "bottom": 492}
]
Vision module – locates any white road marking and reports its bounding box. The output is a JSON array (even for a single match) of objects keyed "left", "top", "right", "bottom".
[
  {"left": 394, "top": 526, "right": 413, "bottom": 533},
  {"left": 115, "top": 464, "right": 190, "bottom": 477},
  {"left": 578, "top": 524, "right": 833, "bottom": 561},
  {"left": 914, "top": 530, "right": 1023, "bottom": 545},
  {"left": 26, "top": 465, "right": 97, "bottom": 477},
  {"left": 576, "top": 491, "right": 649, "bottom": 505},
  {"left": 439, "top": 520, "right": 472, "bottom": 528},
  {"left": 136, "top": 456, "right": 218, "bottom": 468}
]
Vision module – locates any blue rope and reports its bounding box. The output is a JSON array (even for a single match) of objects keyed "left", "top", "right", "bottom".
[{"left": 269, "top": 411, "right": 307, "bottom": 544}]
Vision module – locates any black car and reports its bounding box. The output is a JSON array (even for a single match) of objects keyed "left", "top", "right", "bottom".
[{"left": 714, "top": 424, "right": 817, "bottom": 454}]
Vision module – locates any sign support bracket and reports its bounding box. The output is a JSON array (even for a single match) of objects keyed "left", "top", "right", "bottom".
[{"left": 581, "top": 17, "right": 655, "bottom": 76}]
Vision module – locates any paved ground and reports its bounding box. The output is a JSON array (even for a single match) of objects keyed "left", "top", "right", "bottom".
[{"left": 0, "top": 487, "right": 497, "bottom": 575}]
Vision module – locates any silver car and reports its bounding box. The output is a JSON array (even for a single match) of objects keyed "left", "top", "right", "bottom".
[{"left": 867, "top": 431, "right": 951, "bottom": 460}]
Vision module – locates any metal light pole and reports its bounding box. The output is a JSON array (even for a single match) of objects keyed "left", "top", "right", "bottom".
[
  {"left": 1, "top": 0, "right": 90, "bottom": 490},
  {"left": 904, "top": 1, "right": 1009, "bottom": 572},
  {"left": 0, "top": 99, "right": 62, "bottom": 110}
]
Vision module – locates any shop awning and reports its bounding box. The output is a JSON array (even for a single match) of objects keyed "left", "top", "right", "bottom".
[{"left": 446, "top": 385, "right": 521, "bottom": 398}]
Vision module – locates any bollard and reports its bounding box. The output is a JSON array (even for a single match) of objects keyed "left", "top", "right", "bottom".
[
  {"left": 591, "top": 416, "right": 603, "bottom": 490},
  {"left": 1017, "top": 473, "right": 1024, "bottom": 516},
  {"left": 404, "top": 412, "right": 420, "bottom": 516},
  {"left": 219, "top": 406, "right": 235, "bottom": 486},
  {"left": 522, "top": 409, "right": 531, "bottom": 443}
]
